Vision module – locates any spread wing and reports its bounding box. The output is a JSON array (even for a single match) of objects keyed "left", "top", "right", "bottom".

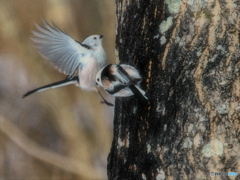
[{"left": 32, "top": 19, "right": 91, "bottom": 75}]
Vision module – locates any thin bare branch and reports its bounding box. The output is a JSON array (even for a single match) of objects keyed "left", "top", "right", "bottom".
[{"left": 0, "top": 115, "right": 101, "bottom": 180}]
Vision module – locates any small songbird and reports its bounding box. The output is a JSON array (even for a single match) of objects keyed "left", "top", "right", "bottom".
[
  {"left": 23, "top": 19, "right": 107, "bottom": 98},
  {"left": 95, "top": 64, "right": 148, "bottom": 100}
]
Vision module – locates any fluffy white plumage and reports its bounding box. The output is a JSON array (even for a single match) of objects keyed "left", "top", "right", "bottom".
[
  {"left": 23, "top": 20, "right": 115, "bottom": 106},
  {"left": 32, "top": 19, "right": 106, "bottom": 91}
]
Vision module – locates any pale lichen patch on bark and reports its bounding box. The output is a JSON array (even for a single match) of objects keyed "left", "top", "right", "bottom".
[
  {"left": 215, "top": 104, "right": 229, "bottom": 115},
  {"left": 165, "top": 0, "right": 182, "bottom": 14},
  {"left": 187, "top": 0, "right": 208, "bottom": 11},
  {"left": 156, "top": 169, "right": 166, "bottom": 180},
  {"left": 159, "top": 16, "right": 173, "bottom": 34},
  {"left": 147, "top": 144, "right": 151, "bottom": 153},
  {"left": 187, "top": 124, "right": 193, "bottom": 133},
  {"left": 182, "top": 137, "right": 193, "bottom": 149},
  {"left": 117, "top": 132, "right": 129, "bottom": 148},
  {"left": 161, "top": 0, "right": 187, "bottom": 70},
  {"left": 201, "top": 139, "right": 223, "bottom": 157},
  {"left": 117, "top": 138, "right": 124, "bottom": 148},
  {"left": 160, "top": 36, "right": 167, "bottom": 45},
  {"left": 142, "top": 173, "right": 147, "bottom": 180}
]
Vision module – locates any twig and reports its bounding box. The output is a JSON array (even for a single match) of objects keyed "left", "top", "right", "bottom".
[{"left": 0, "top": 115, "right": 101, "bottom": 180}]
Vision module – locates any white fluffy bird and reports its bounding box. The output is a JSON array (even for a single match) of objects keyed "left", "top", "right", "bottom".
[
  {"left": 23, "top": 20, "right": 107, "bottom": 98},
  {"left": 96, "top": 64, "right": 148, "bottom": 100}
]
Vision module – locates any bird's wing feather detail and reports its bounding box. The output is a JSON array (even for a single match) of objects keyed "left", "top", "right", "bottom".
[
  {"left": 128, "top": 84, "right": 148, "bottom": 100},
  {"left": 114, "top": 65, "right": 131, "bottom": 85},
  {"left": 32, "top": 20, "right": 90, "bottom": 75}
]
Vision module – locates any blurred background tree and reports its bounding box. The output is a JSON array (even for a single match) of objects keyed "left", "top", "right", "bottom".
[{"left": 0, "top": 0, "right": 115, "bottom": 179}]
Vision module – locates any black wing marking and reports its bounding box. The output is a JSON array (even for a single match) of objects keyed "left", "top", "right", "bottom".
[
  {"left": 128, "top": 84, "right": 148, "bottom": 101},
  {"left": 116, "top": 65, "right": 130, "bottom": 79},
  {"left": 75, "top": 41, "right": 92, "bottom": 50},
  {"left": 114, "top": 65, "right": 131, "bottom": 85}
]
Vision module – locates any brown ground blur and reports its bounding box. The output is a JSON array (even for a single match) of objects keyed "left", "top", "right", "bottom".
[{"left": 0, "top": 0, "right": 115, "bottom": 179}]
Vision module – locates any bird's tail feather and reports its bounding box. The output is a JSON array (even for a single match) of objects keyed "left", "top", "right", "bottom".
[
  {"left": 22, "top": 76, "right": 79, "bottom": 98},
  {"left": 129, "top": 84, "right": 148, "bottom": 100}
]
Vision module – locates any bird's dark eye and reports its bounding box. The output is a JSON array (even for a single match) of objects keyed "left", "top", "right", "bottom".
[
  {"left": 97, "top": 78, "right": 99, "bottom": 82},
  {"left": 94, "top": 37, "right": 97, "bottom": 40}
]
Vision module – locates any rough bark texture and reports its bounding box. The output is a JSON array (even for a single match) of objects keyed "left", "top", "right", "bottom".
[{"left": 108, "top": 0, "right": 239, "bottom": 179}]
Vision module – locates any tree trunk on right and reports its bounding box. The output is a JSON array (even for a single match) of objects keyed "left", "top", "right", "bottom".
[{"left": 108, "top": 0, "right": 240, "bottom": 179}]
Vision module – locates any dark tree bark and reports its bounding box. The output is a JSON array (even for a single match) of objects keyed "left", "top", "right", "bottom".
[{"left": 108, "top": 0, "right": 240, "bottom": 179}]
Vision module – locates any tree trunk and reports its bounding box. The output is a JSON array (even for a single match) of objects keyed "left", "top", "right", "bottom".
[{"left": 108, "top": 0, "right": 240, "bottom": 179}]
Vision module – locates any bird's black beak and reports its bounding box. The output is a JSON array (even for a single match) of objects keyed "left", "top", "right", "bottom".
[{"left": 99, "top": 35, "right": 103, "bottom": 39}]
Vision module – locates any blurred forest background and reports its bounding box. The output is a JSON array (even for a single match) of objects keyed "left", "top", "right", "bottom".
[{"left": 0, "top": 0, "right": 115, "bottom": 179}]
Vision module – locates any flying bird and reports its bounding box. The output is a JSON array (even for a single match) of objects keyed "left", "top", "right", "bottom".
[
  {"left": 23, "top": 20, "right": 113, "bottom": 106},
  {"left": 96, "top": 64, "right": 148, "bottom": 100}
]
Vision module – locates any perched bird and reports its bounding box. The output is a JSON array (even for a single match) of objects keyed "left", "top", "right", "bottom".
[
  {"left": 96, "top": 64, "right": 148, "bottom": 100},
  {"left": 23, "top": 20, "right": 112, "bottom": 105}
]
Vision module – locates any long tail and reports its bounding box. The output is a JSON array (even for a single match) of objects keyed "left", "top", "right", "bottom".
[
  {"left": 129, "top": 84, "right": 148, "bottom": 101},
  {"left": 22, "top": 76, "right": 79, "bottom": 98}
]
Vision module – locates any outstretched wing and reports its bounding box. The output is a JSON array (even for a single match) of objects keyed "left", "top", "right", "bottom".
[{"left": 32, "top": 19, "right": 90, "bottom": 76}]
